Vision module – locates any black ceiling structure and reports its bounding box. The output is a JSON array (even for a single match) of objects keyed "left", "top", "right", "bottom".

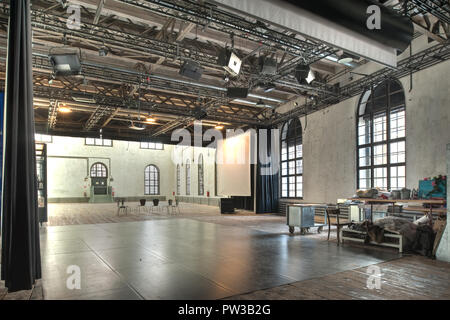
[{"left": 0, "top": 0, "right": 448, "bottom": 143}]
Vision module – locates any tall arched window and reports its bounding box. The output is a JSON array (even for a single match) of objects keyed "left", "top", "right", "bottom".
[
  {"left": 198, "top": 154, "right": 204, "bottom": 196},
  {"left": 145, "top": 165, "right": 160, "bottom": 195},
  {"left": 357, "top": 79, "right": 406, "bottom": 190},
  {"left": 176, "top": 164, "right": 181, "bottom": 195},
  {"left": 90, "top": 162, "right": 107, "bottom": 177},
  {"left": 280, "top": 117, "right": 303, "bottom": 198},
  {"left": 186, "top": 159, "right": 191, "bottom": 195}
]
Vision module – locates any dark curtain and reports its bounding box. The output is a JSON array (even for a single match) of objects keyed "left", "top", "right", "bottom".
[
  {"left": 256, "top": 129, "right": 279, "bottom": 213},
  {"left": 1, "top": 0, "right": 41, "bottom": 292}
]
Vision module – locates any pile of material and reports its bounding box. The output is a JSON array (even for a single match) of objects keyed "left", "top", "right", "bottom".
[{"left": 349, "top": 216, "right": 437, "bottom": 257}]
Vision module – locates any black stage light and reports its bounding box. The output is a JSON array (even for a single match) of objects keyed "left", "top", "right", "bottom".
[
  {"left": 179, "top": 60, "right": 204, "bottom": 81},
  {"left": 259, "top": 56, "right": 277, "bottom": 75},
  {"left": 218, "top": 49, "right": 242, "bottom": 76},
  {"left": 193, "top": 106, "right": 208, "bottom": 120},
  {"left": 295, "top": 63, "right": 315, "bottom": 84},
  {"left": 49, "top": 53, "right": 82, "bottom": 76},
  {"left": 226, "top": 87, "right": 249, "bottom": 98}
]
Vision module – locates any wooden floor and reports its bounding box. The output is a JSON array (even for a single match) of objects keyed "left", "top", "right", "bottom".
[
  {"left": 228, "top": 255, "right": 450, "bottom": 300},
  {"left": 0, "top": 280, "right": 43, "bottom": 300}
]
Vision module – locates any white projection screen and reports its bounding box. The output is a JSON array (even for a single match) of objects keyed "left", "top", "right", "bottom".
[{"left": 216, "top": 131, "right": 253, "bottom": 196}]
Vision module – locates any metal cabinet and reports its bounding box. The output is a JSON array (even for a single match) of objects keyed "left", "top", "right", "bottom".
[{"left": 287, "top": 204, "right": 327, "bottom": 235}]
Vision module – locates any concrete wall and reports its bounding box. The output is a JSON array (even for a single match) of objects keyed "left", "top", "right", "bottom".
[
  {"left": 45, "top": 136, "right": 217, "bottom": 202},
  {"left": 46, "top": 136, "right": 175, "bottom": 201},
  {"left": 172, "top": 145, "right": 218, "bottom": 198},
  {"left": 277, "top": 55, "right": 450, "bottom": 205},
  {"left": 436, "top": 144, "right": 450, "bottom": 262}
]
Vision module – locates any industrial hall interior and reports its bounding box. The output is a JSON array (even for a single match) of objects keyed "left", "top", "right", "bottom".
[{"left": 0, "top": 0, "right": 450, "bottom": 302}]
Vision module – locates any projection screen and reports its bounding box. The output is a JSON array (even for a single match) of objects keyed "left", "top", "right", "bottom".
[{"left": 216, "top": 131, "right": 252, "bottom": 197}]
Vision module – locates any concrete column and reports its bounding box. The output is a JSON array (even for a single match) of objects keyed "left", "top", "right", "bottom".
[{"left": 436, "top": 143, "right": 450, "bottom": 261}]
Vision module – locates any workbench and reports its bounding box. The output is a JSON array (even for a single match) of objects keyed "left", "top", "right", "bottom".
[{"left": 341, "top": 198, "right": 446, "bottom": 253}]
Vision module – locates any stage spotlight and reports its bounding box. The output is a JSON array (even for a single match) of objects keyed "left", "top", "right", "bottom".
[
  {"left": 179, "top": 60, "right": 204, "bottom": 81},
  {"left": 295, "top": 63, "right": 315, "bottom": 84},
  {"left": 49, "top": 53, "right": 82, "bottom": 76},
  {"left": 218, "top": 49, "right": 242, "bottom": 76}
]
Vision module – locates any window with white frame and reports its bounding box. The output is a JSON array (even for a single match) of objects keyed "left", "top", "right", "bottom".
[
  {"left": 140, "top": 142, "right": 164, "bottom": 150},
  {"left": 144, "top": 165, "right": 160, "bottom": 195},
  {"left": 357, "top": 79, "right": 406, "bottom": 191},
  {"left": 198, "top": 154, "right": 204, "bottom": 196},
  {"left": 176, "top": 164, "right": 181, "bottom": 195},
  {"left": 280, "top": 117, "right": 303, "bottom": 198},
  {"left": 85, "top": 138, "right": 112, "bottom": 147},
  {"left": 186, "top": 159, "right": 191, "bottom": 196}
]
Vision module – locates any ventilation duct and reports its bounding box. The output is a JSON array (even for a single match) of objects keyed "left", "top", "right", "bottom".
[{"left": 212, "top": 0, "right": 414, "bottom": 67}]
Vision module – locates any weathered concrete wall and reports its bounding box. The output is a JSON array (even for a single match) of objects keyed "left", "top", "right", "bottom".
[
  {"left": 277, "top": 57, "right": 450, "bottom": 204},
  {"left": 46, "top": 136, "right": 218, "bottom": 202},
  {"left": 436, "top": 144, "right": 450, "bottom": 262},
  {"left": 172, "top": 145, "right": 218, "bottom": 198},
  {"left": 47, "top": 136, "right": 175, "bottom": 200}
]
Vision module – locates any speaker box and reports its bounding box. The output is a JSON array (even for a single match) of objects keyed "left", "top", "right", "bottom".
[
  {"left": 220, "top": 198, "right": 235, "bottom": 214},
  {"left": 294, "top": 64, "right": 310, "bottom": 84},
  {"left": 193, "top": 106, "right": 208, "bottom": 120},
  {"left": 259, "top": 57, "right": 277, "bottom": 75},
  {"left": 179, "top": 60, "right": 204, "bottom": 81},
  {"left": 226, "top": 87, "right": 249, "bottom": 98}
]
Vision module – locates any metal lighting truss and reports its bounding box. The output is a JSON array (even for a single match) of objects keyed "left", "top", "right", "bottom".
[
  {"left": 29, "top": 9, "right": 222, "bottom": 70},
  {"left": 273, "top": 41, "right": 450, "bottom": 124},
  {"left": 402, "top": 0, "right": 450, "bottom": 25},
  {"left": 116, "top": 0, "right": 337, "bottom": 64}
]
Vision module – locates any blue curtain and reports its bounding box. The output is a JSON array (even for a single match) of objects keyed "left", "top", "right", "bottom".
[
  {"left": 256, "top": 129, "right": 279, "bottom": 213},
  {"left": 0, "top": 91, "right": 4, "bottom": 213},
  {"left": 1, "top": 0, "right": 41, "bottom": 292}
]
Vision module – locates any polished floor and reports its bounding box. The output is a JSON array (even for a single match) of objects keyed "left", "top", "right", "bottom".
[{"left": 39, "top": 217, "right": 399, "bottom": 300}]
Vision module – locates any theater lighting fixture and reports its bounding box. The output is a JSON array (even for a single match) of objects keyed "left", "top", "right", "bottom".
[
  {"left": 255, "top": 99, "right": 265, "bottom": 108},
  {"left": 264, "top": 83, "right": 276, "bottom": 93},
  {"left": 295, "top": 63, "right": 315, "bottom": 84},
  {"left": 58, "top": 105, "right": 72, "bottom": 113},
  {"left": 145, "top": 117, "right": 156, "bottom": 123},
  {"left": 72, "top": 93, "right": 96, "bottom": 104},
  {"left": 305, "top": 70, "right": 315, "bottom": 84},
  {"left": 128, "top": 121, "right": 146, "bottom": 131},
  {"left": 98, "top": 46, "right": 109, "bottom": 57},
  {"left": 218, "top": 49, "right": 242, "bottom": 76},
  {"left": 179, "top": 60, "right": 204, "bottom": 81},
  {"left": 49, "top": 53, "right": 82, "bottom": 76}
]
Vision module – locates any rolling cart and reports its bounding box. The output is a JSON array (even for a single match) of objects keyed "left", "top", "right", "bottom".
[{"left": 287, "top": 204, "right": 328, "bottom": 235}]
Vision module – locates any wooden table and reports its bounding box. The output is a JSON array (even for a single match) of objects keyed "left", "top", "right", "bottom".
[{"left": 349, "top": 198, "right": 446, "bottom": 222}]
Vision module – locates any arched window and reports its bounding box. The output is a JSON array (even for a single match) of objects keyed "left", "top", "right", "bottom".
[
  {"left": 280, "top": 117, "right": 303, "bottom": 198},
  {"left": 185, "top": 159, "right": 191, "bottom": 195},
  {"left": 357, "top": 79, "right": 406, "bottom": 191},
  {"left": 90, "top": 162, "right": 107, "bottom": 177},
  {"left": 145, "top": 165, "right": 160, "bottom": 195},
  {"left": 176, "top": 164, "right": 181, "bottom": 195},
  {"left": 198, "top": 154, "right": 204, "bottom": 196}
]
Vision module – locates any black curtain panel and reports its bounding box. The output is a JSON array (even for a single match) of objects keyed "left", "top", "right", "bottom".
[
  {"left": 1, "top": 0, "right": 41, "bottom": 292},
  {"left": 256, "top": 129, "right": 279, "bottom": 213}
]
